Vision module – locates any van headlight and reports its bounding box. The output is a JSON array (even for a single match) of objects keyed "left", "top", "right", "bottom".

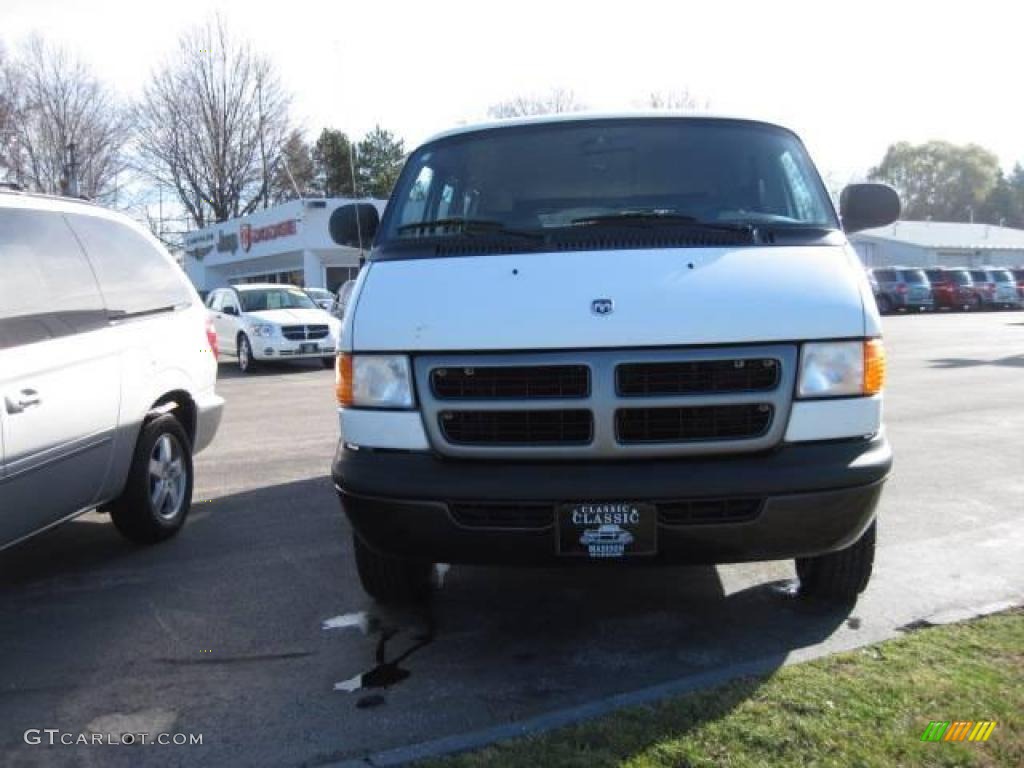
[
  {"left": 336, "top": 354, "right": 414, "bottom": 408},
  {"left": 798, "top": 340, "right": 886, "bottom": 398}
]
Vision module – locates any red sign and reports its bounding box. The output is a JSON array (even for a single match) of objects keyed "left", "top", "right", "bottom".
[{"left": 239, "top": 219, "right": 297, "bottom": 252}]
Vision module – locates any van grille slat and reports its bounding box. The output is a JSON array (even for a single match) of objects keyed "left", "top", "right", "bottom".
[
  {"left": 617, "top": 359, "right": 779, "bottom": 396},
  {"left": 432, "top": 365, "right": 589, "bottom": 399},
  {"left": 616, "top": 404, "right": 773, "bottom": 443},
  {"left": 440, "top": 410, "right": 593, "bottom": 445}
]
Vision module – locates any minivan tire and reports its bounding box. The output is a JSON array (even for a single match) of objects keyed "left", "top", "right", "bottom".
[
  {"left": 238, "top": 334, "right": 256, "bottom": 374},
  {"left": 321, "top": 356, "right": 335, "bottom": 369},
  {"left": 353, "top": 533, "right": 433, "bottom": 603},
  {"left": 796, "top": 521, "right": 875, "bottom": 602},
  {"left": 876, "top": 296, "right": 892, "bottom": 315},
  {"left": 108, "top": 414, "right": 193, "bottom": 545}
]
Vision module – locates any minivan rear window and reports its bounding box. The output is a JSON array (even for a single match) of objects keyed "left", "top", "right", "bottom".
[
  {"left": 67, "top": 213, "right": 191, "bottom": 318},
  {"left": 0, "top": 208, "right": 107, "bottom": 350},
  {"left": 377, "top": 118, "right": 838, "bottom": 258}
]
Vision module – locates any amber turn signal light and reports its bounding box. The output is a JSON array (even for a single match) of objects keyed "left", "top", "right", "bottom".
[
  {"left": 335, "top": 354, "right": 354, "bottom": 406},
  {"left": 863, "top": 339, "right": 886, "bottom": 395}
]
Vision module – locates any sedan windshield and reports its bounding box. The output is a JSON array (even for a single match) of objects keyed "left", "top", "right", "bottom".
[
  {"left": 238, "top": 287, "right": 316, "bottom": 312},
  {"left": 380, "top": 118, "right": 838, "bottom": 253}
]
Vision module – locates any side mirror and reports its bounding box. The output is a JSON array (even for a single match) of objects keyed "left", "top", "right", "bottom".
[
  {"left": 329, "top": 203, "right": 380, "bottom": 248},
  {"left": 223, "top": 305, "right": 239, "bottom": 316},
  {"left": 840, "top": 183, "right": 900, "bottom": 234}
]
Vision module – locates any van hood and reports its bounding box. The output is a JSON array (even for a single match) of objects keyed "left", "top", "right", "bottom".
[{"left": 353, "top": 246, "right": 868, "bottom": 351}]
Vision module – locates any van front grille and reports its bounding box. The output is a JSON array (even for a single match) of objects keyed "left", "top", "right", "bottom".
[
  {"left": 617, "top": 359, "right": 779, "bottom": 396},
  {"left": 414, "top": 346, "right": 796, "bottom": 459},
  {"left": 615, "top": 404, "right": 773, "bottom": 443},
  {"left": 431, "top": 365, "right": 589, "bottom": 400},
  {"left": 440, "top": 410, "right": 593, "bottom": 446}
]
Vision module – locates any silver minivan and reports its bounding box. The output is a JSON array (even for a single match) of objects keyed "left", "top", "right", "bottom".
[{"left": 0, "top": 190, "right": 223, "bottom": 549}]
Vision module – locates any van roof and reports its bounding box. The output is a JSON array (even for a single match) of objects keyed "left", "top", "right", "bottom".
[{"left": 421, "top": 112, "right": 799, "bottom": 146}]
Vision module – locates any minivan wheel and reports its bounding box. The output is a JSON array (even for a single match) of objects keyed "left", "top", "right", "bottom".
[
  {"left": 353, "top": 533, "right": 433, "bottom": 603},
  {"left": 876, "top": 296, "right": 892, "bottom": 315},
  {"left": 321, "top": 356, "right": 335, "bottom": 369},
  {"left": 108, "top": 414, "right": 193, "bottom": 545},
  {"left": 795, "top": 521, "right": 876, "bottom": 603},
  {"left": 238, "top": 334, "right": 256, "bottom": 373}
]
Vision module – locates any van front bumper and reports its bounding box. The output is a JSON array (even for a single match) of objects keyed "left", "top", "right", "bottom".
[{"left": 332, "top": 434, "right": 892, "bottom": 565}]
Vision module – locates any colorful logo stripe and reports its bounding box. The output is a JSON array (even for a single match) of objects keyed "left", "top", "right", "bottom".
[{"left": 921, "top": 721, "right": 996, "bottom": 742}]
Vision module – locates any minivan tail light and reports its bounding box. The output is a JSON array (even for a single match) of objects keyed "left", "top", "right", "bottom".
[
  {"left": 863, "top": 339, "right": 886, "bottom": 395},
  {"left": 896, "top": 283, "right": 908, "bottom": 294},
  {"left": 205, "top": 317, "right": 219, "bottom": 359}
]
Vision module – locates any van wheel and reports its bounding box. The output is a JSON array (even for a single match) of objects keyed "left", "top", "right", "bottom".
[
  {"left": 796, "top": 521, "right": 875, "bottom": 603},
  {"left": 321, "top": 356, "right": 335, "bottom": 369},
  {"left": 108, "top": 414, "right": 193, "bottom": 545},
  {"left": 876, "top": 296, "right": 892, "bottom": 315},
  {"left": 238, "top": 334, "right": 256, "bottom": 373},
  {"left": 353, "top": 533, "right": 432, "bottom": 603}
]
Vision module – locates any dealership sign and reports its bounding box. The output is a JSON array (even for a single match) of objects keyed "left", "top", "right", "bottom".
[{"left": 240, "top": 219, "right": 298, "bottom": 252}]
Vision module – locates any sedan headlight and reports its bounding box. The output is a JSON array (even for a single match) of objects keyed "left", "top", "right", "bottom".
[
  {"left": 249, "top": 323, "right": 277, "bottom": 338},
  {"left": 798, "top": 340, "right": 886, "bottom": 398},
  {"left": 336, "top": 354, "right": 414, "bottom": 408}
]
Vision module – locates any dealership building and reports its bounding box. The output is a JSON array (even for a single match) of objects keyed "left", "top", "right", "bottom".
[
  {"left": 849, "top": 221, "right": 1024, "bottom": 269},
  {"left": 182, "top": 197, "right": 387, "bottom": 293}
]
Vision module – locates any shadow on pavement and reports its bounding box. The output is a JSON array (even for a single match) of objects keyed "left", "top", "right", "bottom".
[
  {"left": 216, "top": 358, "right": 330, "bottom": 379},
  {"left": 929, "top": 354, "right": 1024, "bottom": 369},
  {"left": 0, "top": 476, "right": 853, "bottom": 767}
]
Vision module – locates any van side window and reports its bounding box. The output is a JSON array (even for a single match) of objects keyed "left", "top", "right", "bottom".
[
  {"left": 0, "top": 208, "right": 107, "bottom": 350},
  {"left": 67, "top": 214, "right": 191, "bottom": 317}
]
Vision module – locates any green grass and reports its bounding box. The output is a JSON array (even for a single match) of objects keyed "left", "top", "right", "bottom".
[{"left": 429, "top": 609, "right": 1022, "bottom": 768}]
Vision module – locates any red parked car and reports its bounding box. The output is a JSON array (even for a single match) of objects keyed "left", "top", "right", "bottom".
[{"left": 924, "top": 268, "right": 978, "bottom": 311}]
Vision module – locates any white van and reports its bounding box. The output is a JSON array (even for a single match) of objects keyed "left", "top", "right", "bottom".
[
  {"left": 0, "top": 190, "right": 223, "bottom": 549},
  {"left": 329, "top": 115, "right": 898, "bottom": 604}
]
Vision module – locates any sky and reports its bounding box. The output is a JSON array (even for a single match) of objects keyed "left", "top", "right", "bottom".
[{"left": 3, "top": 0, "right": 1022, "bottom": 185}]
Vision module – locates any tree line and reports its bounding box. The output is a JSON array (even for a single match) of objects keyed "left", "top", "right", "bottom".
[
  {"left": 868, "top": 141, "right": 1024, "bottom": 228},
  {"left": 0, "top": 18, "right": 405, "bottom": 237}
]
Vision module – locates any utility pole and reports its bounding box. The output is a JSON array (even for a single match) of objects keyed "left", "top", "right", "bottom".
[{"left": 65, "top": 142, "right": 80, "bottom": 197}]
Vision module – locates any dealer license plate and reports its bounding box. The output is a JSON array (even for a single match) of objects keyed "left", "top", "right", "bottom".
[{"left": 557, "top": 502, "right": 657, "bottom": 558}]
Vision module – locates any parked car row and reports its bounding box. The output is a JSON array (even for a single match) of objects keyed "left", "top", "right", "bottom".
[{"left": 868, "top": 267, "right": 1024, "bottom": 314}]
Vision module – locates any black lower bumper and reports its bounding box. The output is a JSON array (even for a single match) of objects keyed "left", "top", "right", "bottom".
[{"left": 332, "top": 435, "right": 892, "bottom": 565}]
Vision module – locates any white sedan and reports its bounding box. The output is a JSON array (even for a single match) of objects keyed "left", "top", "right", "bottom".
[{"left": 205, "top": 284, "right": 341, "bottom": 373}]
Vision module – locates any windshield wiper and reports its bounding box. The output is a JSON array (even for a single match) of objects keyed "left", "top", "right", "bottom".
[
  {"left": 397, "top": 217, "right": 542, "bottom": 242},
  {"left": 572, "top": 212, "right": 759, "bottom": 236}
]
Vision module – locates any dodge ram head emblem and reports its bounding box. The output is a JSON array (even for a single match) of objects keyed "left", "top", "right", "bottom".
[{"left": 591, "top": 298, "right": 614, "bottom": 315}]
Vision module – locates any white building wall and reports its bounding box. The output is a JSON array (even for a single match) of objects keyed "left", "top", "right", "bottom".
[{"left": 182, "top": 198, "right": 386, "bottom": 292}]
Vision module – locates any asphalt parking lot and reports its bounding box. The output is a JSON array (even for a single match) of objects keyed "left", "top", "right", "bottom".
[{"left": 2, "top": 311, "right": 1023, "bottom": 767}]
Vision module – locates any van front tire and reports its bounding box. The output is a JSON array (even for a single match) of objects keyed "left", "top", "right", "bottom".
[
  {"left": 353, "top": 533, "right": 432, "bottom": 603},
  {"left": 108, "top": 414, "right": 193, "bottom": 545},
  {"left": 796, "top": 521, "right": 875, "bottom": 603}
]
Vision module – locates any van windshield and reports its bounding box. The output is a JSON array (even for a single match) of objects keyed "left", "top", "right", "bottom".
[{"left": 379, "top": 118, "right": 838, "bottom": 252}]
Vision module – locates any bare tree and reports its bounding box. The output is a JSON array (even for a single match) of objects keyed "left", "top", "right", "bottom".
[
  {"left": 643, "top": 89, "right": 708, "bottom": 112},
  {"left": 0, "top": 37, "right": 129, "bottom": 199},
  {"left": 487, "top": 88, "right": 587, "bottom": 118},
  {"left": 132, "top": 17, "right": 291, "bottom": 228}
]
